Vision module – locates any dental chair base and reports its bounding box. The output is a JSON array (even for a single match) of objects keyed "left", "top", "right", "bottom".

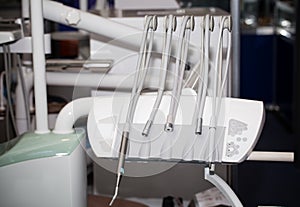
[{"left": 0, "top": 129, "right": 86, "bottom": 207}]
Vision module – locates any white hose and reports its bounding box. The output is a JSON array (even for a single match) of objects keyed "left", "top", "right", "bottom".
[
  {"left": 142, "top": 15, "right": 176, "bottom": 136},
  {"left": 165, "top": 16, "right": 194, "bottom": 132},
  {"left": 208, "top": 16, "right": 232, "bottom": 163},
  {"left": 194, "top": 15, "right": 209, "bottom": 134},
  {"left": 128, "top": 28, "right": 155, "bottom": 125},
  {"left": 124, "top": 16, "right": 157, "bottom": 132}
]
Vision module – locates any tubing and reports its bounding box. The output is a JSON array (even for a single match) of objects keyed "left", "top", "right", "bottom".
[
  {"left": 142, "top": 15, "right": 176, "bottom": 136},
  {"left": 171, "top": 20, "right": 192, "bottom": 119},
  {"left": 124, "top": 16, "right": 157, "bottom": 132},
  {"left": 195, "top": 15, "right": 211, "bottom": 135},
  {"left": 208, "top": 16, "right": 232, "bottom": 164},
  {"left": 165, "top": 16, "right": 194, "bottom": 132},
  {"left": 216, "top": 29, "right": 232, "bottom": 116},
  {"left": 127, "top": 26, "right": 155, "bottom": 128}
]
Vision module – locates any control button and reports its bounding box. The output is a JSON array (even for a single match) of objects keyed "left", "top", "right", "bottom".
[{"left": 225, "top": 142, "right": 239, "bottom": 157}]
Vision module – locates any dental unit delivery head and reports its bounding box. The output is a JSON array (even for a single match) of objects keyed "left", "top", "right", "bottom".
[
  {"left": 0, "top": 1, "right": 272, "bottom": 207},
  {"left": 88, "top": 13, "right": 263, "bottom": 207}
]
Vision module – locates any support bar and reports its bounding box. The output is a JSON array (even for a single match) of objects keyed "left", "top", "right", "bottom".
[
  {"left": 46, "top": 72, "right": 174, "bottom": 90},
  {"left": 30, "top": 0, "right": 49, "bottom": 133},
  {"left": 230, "top": 0, "right": 240, "bottom": 97},
  {"left": 43, "top": 0, "right": 201, "bottom": 64},
  {"left": 248, "top": 151, "right": 294, "bottom": 162},
  {"left": 43, "top": 0, "right": 139, "bottom": 45}
]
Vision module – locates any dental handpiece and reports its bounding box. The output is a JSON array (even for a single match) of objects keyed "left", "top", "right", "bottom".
[
  {"left": 109, "top": 131, "right": 129, "bottom": 206},
  {"left": 109, "top": 15, "right": 157, "bottom": 206}
]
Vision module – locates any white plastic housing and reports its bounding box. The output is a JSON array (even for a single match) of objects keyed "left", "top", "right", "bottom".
[{"left": 87, "top": 92, "right": 265, "bottom": 163}]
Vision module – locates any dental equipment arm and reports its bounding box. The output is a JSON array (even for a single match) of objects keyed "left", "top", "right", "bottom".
[
  {"left": 142, "top": 15, "right": 176, "bottom": 136},
  {"left": 42, "top": 0, "right": 202, "bottom": 65},
  {"left": 109, "top": 16, "right": 157, "bottom": 206},
  {"left": 43, "top": 0, "right": 139, "bottom": 44},
  {"left": 165, "top": 16, "right": 195, "bottom": 132}
]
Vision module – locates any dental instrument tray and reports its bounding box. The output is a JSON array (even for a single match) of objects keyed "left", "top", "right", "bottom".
[{"left": 87, "top": 92, "right": 265, "bottom": 164}]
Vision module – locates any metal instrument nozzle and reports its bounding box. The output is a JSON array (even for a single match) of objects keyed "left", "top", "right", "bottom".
[
  {"left": 164, "top": 122, "right": 174, "bottom": 132},
  {"left": 142, "top": 120, "right": 153, "bottom": 136},
  {"left": 195, "top": 118, "right": 203, "bottom": 135},
  {"left": 109, "top": 172, "right": 122, "bottom": 206},
  {"left": 109, "top": 131, "right": 129, "bottom": 206}
]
